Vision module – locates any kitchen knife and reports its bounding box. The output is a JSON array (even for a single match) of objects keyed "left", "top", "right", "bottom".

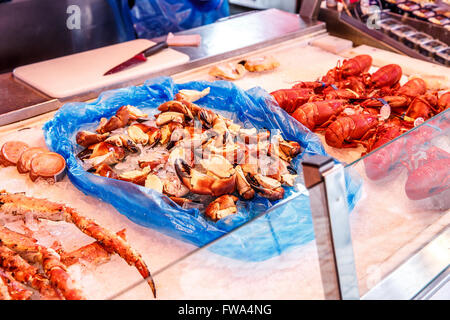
[{"left": 103, "top": 41, "right": 169, "bottom": 76}]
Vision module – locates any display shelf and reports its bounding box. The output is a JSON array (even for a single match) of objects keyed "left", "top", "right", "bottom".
[
  {"left": 0, "top": 31, "right": 448, "bottom": 300},
  {"left": 111, "top": 110, "right": 449, "bottom": 300}
]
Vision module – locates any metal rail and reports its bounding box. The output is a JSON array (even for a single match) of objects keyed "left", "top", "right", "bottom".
[
  {"left": 302, "top": 155, "right": 449, "bottom": 300},
  {"left": 302, "top": 156, "right": 360, "bottom": 300}
]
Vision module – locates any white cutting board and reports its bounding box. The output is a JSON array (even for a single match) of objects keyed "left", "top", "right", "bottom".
[{"left": 13, "top": 39, "right": 190, "bottom": 99}]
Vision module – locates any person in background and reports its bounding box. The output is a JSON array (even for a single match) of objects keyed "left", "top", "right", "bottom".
[{"left": 111, "top": 0, "right": 230, "bottom": 40}]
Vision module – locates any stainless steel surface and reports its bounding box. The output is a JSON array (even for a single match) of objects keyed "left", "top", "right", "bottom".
[
  {"left": 0, "top": 99, "right": 61, "bottom": 127},
  {"left": 362, "top": 228, "right": 450, "bottom": 300},
  {"left": 0, "top": 73, "right": 52, "bottom": 116},
  {"left": 414, "top": 267, "right": 449, "bottom": 300},
  {"left": 303, "top": 156, "right": 359, "bottom": 300},
  {"left": 229, "top": 0, "right": 299, "bottom": 12},
  {"left": 300, "top": 0, "right": 322, "bottom": 19}
]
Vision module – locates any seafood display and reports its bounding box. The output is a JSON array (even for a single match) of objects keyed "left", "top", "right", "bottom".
[
  {"left": 209, "top": 55, "right": 280, "bottom": 80},
  {"left": 271, "top": 54, "right": 449, "bottom": 154},
  {"left": 0, "top": 191, "right": 155, "bottom": 300},
  {"left": 74, "top": 88, "right": 302, "bottom": 221},
  {"left": 0, "top": 141, "right": 66, "bottom": 183}
]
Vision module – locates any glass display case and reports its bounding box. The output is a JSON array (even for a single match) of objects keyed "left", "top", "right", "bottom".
[{"left": 105, "top": 109, "right": 450, "bottom": 300}]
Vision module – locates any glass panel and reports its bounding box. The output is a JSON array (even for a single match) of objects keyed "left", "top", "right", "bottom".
[
  {"left": 345, "top": 109, "right": 449, "bottom": 296},
  {"left": 109, "top": 191, "right": 325, "bottom": 300}
]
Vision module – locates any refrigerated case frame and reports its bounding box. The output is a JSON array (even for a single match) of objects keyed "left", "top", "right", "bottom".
[{"left": 0, "top": 7, "right": 448, "bottom": 300}]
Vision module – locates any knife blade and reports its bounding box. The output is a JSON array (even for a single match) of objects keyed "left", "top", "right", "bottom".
[{"left": 104, "top": 41, "right": 169, "bottom": 76}]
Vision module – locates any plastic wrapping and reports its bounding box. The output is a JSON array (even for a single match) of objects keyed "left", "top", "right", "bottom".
[
  {"left": 129, "top": 0, "right": 229, "bottom": 39},
  {"left": 43, "top": 77, "right": 361, "bottom": 261}
]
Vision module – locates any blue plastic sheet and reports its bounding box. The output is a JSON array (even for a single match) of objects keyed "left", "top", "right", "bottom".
[
  {"left": 130, "top": 0, "right": 229, "bottom": 39},
  {"left": 43, "top": 77, "right": 361, "bottom": 261}
]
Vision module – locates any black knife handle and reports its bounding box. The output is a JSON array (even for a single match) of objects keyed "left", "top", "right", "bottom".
[{"left": 142, "top": 41, "right": 169, "bottom": 57}]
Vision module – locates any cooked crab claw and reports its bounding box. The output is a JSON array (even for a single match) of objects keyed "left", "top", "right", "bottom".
[
  {"left": 157, "top": 100, "right": 194, "bottom": 120},
  {"left": 117, "top": 105, "right": 148, "bottom": 121},
  {"left": 205, "top": 195, "right": 239, "bottom": 221},
  {"left": 76, "top": 131, "right": 109, "bottom": 148},
  {"left": 174, "top": 87, "right": 210, "bottom": 103},
  {"left": 268, "top": 135, "right": 301, "bottom": 162},
  {"left": 96, "top": 105, "right": 148, "bottom": 134},
  {"left": 235, "top": 165, "right": 255, "bottom": 200},
  {"left": 246, "top": 174, "right": 285, "bottom": 201},
  {"left": 94, "top": 163, "right": 118, "bottom": 179},
  {"left": 198, "top": 109, "right": 217, "bottom": 129},
  {"left": 279, "top": 140, "right": 301, "bottom": 159},
  {"left": 174, "top": 156, "right": 236, "bottom": 196},
  {"left": 84, "top": 142, "right": 126, "bottom": 168},
  {"left": 155, "top": 112, "right": 185, "bottom": 127},
  {"left": 118, "top": 167, "right": 151, "bottom": 186},
  {"left": 105, "top": 134, "right": 139, "bottom": 153}
]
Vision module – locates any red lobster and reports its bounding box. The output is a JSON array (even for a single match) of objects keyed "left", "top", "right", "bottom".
[
  {"left": 437, "top": 91, "right": 450, "bottom": 113},
  {"left": 324, "top": 113, "right": 379, "bottom": 148},
  {"left": 405, "top": 91, "right": 439, "bottom": 120},
  {"left": 321, "top": 54, "right": 373, "bottom": 84},
  {"left": 365, "top": 64, "right": 402, "bottom": 94},
  {"left": 270, "top": 88, "right": 315, "bottom": 114},
  {"left": 361, "top": 78, "right": 427, "bottom": 109},
  {"left": 291, "top": 99, "right": 348, "bottom": 131},
  {"left": 403, "top": 146, "right": 450, "bottom": 200},
  {"left": 363, "top": 118, "right": 409, "bottom": 180}
]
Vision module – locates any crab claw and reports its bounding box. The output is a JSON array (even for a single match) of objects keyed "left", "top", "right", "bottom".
[
  {"left": 117, "top": 105, "right": 148, "bottom": 121},
  {"left": 96, "top": 116, "right": 126, "bottom": 134},
  {"left": 76, "top": 131, "right": 109, "bottom": 148},
  {"left": 174, "top": 157, "right": 236, "bottom": 196},
  {"left": 174, "top": 87, "right": 210, "bottom": 103},
  {"left": 205, "top": 195, "right": 239, "bottom": 221},
  {"left": 83, "top": 142, "right": 126, "bottom": 168},
  {"left": 96, "top": 106, "right": 148, "bottom": 134},
  {"left": 155, "top": 112, "right": 185, "bottom": 127},
  {"left": 118, "top": 167, "right": 151, "bottom": 186},
  {"left": 235, "top": 165, "right": 255, "bottom": 200},
  {"left": 279, "top": 140, "right": 301, "bottom": 159},
  {"left": 198, "top": 109, "right": 217, "bottom": 129},
  {"left": 94, "top": 164, "right": 118, "bottom": 179},
  {"left": 158, "top": 100, "right": 194, "bottom": 120},
  {"left": 247, "top": 174, "right": 284, "bottom": 201},
  {"left": 105, "top": 134, "right": 139, "bottom": 153}
]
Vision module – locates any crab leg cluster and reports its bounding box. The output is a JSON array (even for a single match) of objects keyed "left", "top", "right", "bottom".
[{"left": 0, "top": 191, "right": 156, "bottom": 300}]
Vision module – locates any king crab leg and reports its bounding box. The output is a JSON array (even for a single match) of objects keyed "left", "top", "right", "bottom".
[
  {"left": 61, "top": 229, "right": 127, "bottom": 267},
  {"left": 0, "top": 243, "right": 62, "bottom": 299},
  {"left": 0, "top": 191, "right": 156, "bottom": 298},
  {"left": 0, "top": 226, "right": 84, "bottom": 300},
  {"left": 0, "top": 267, "right": 34, "bottom": 300}
]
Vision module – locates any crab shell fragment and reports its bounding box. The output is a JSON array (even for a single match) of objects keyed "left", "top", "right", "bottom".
[
  {"left": 242, "top": 55, "right": 280, "bottom": 72},
  {"left": 208, "top": 62, "right": 247, "bottom": 81}
]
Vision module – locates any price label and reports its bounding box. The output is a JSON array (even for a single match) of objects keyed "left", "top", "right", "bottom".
[
  {"left": 414, "top": 117, "right": 425, "bottom": 127},
  {"left": 379, "top": 104, "right": 391, "bottom": 120}
]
